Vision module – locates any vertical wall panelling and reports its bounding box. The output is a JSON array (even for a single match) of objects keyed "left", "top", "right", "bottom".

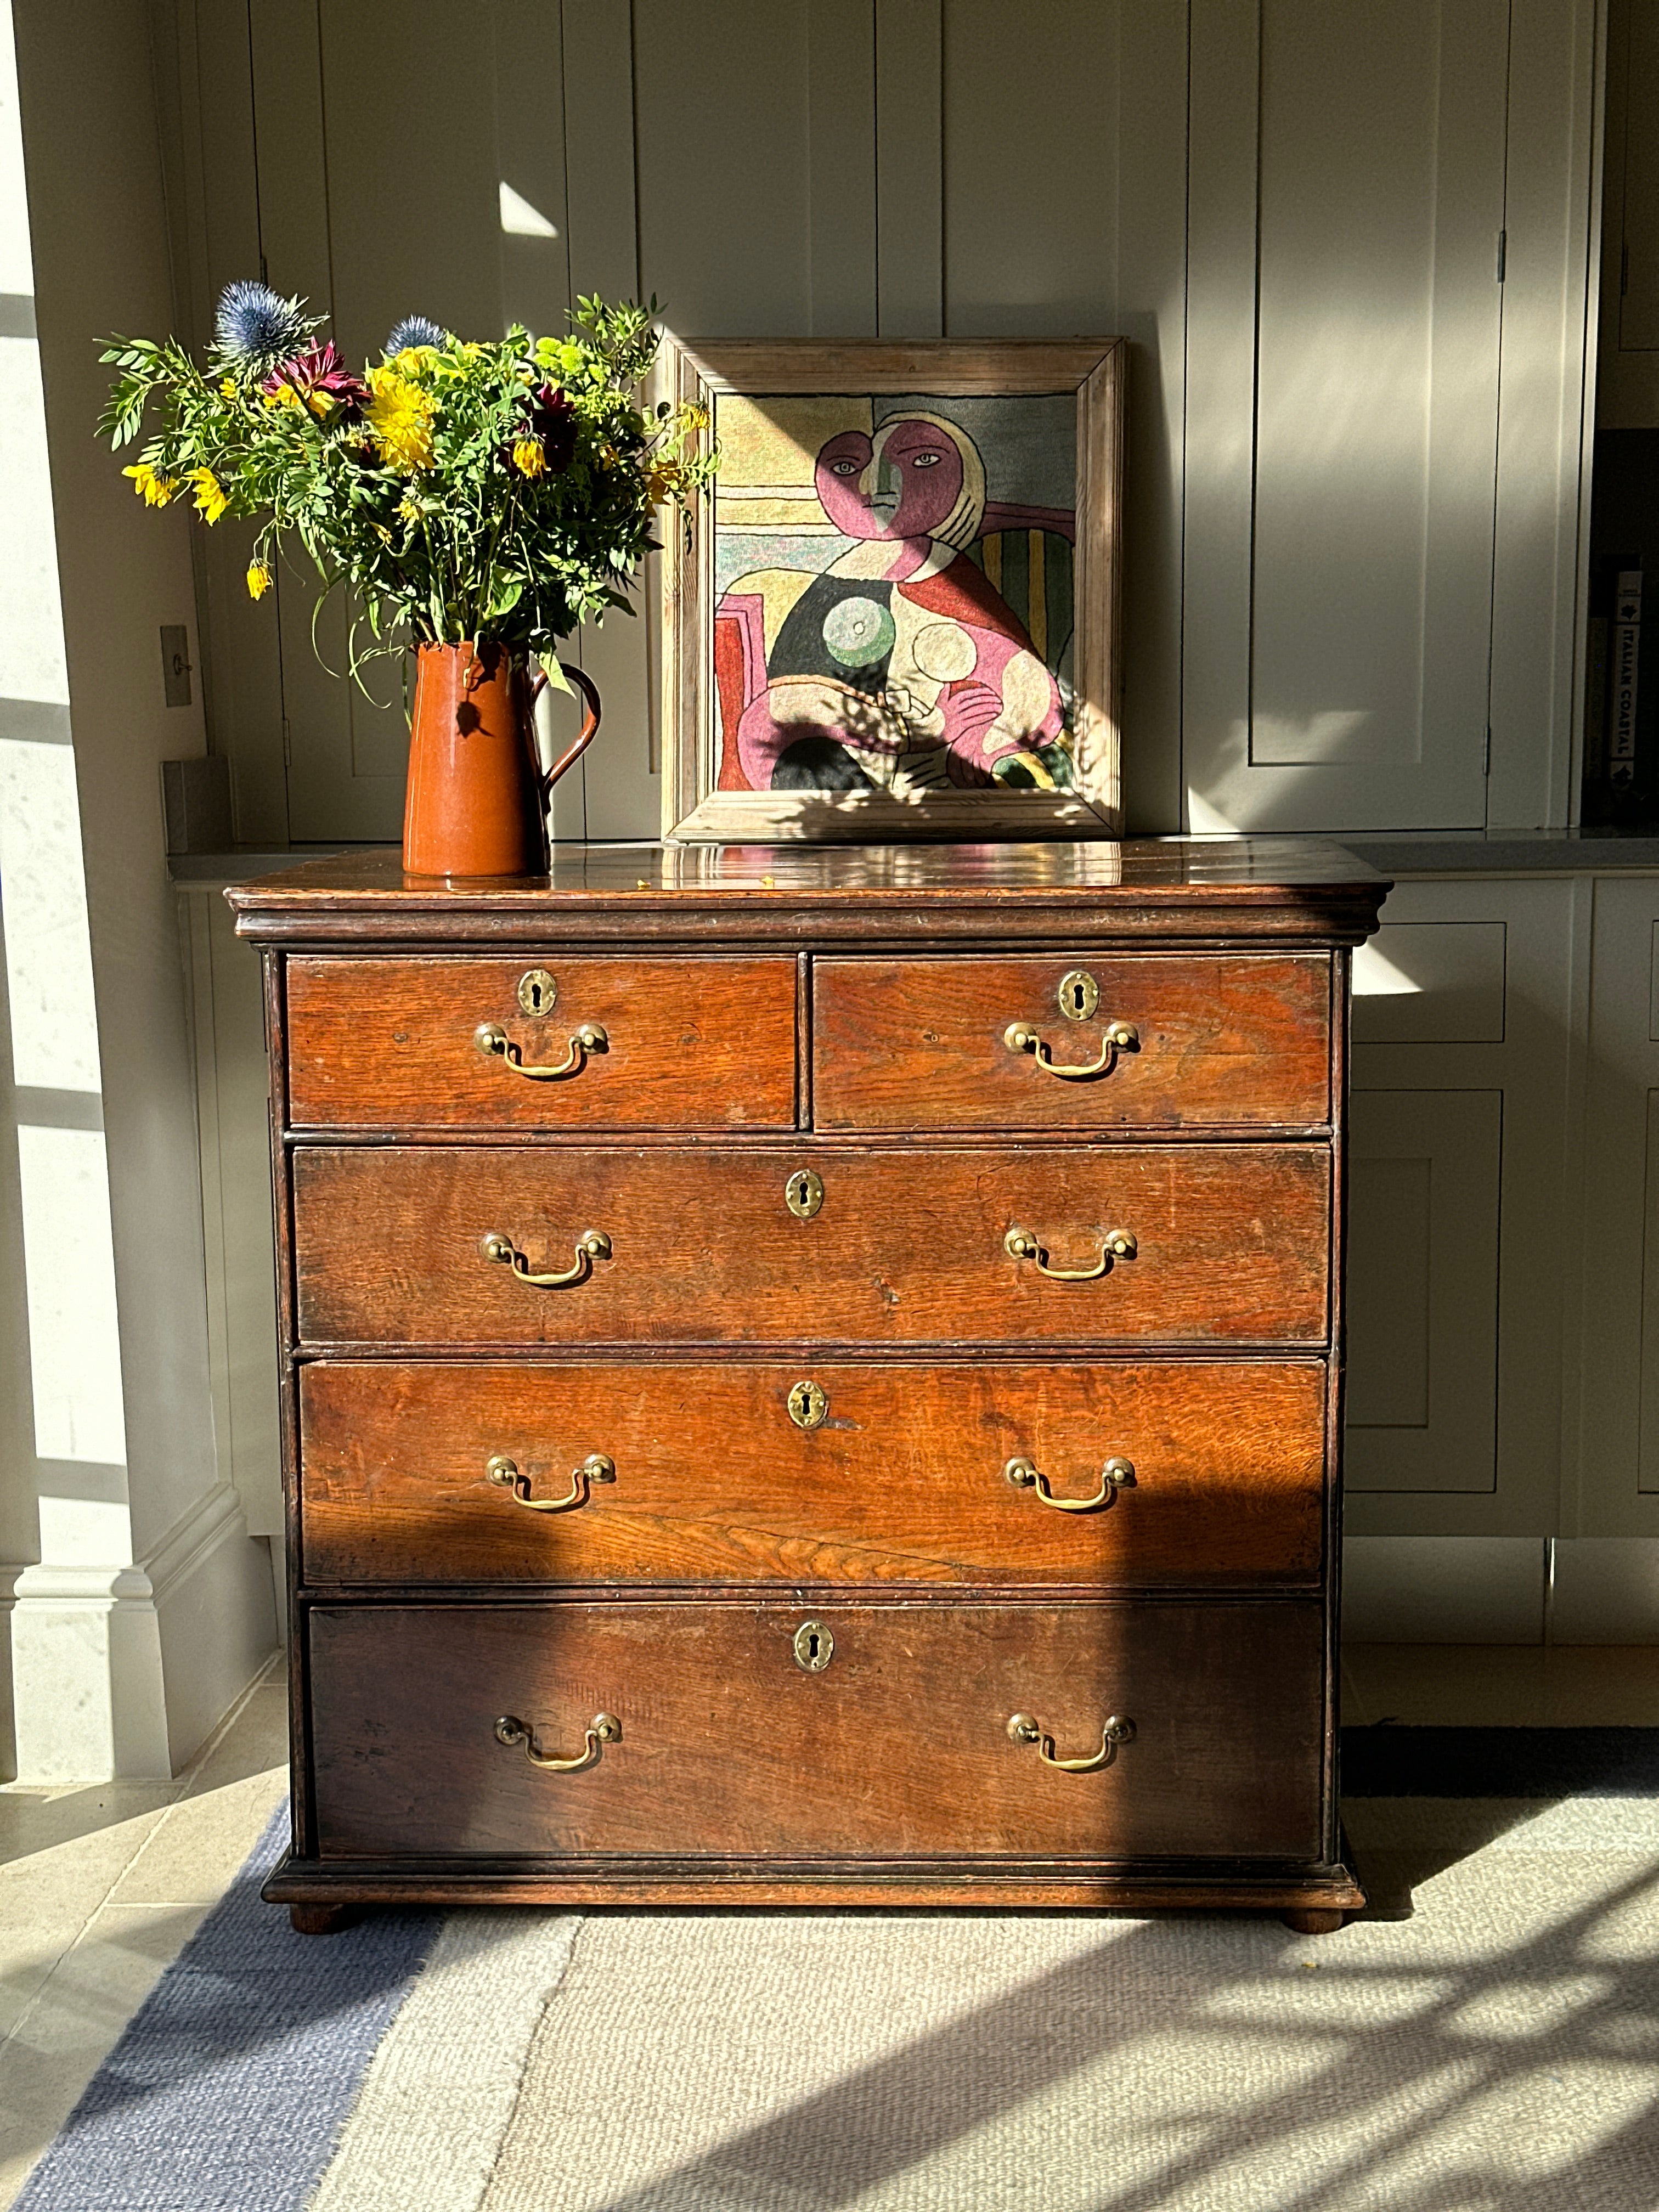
[
  {"left": 1181, "top": 0, "right": 1258, "bottom": 834},
  {"left": 167, "top": 1, "right": 289, "bottom": 843},
  {"left": 493, "top": 2, "right": 586, "bottom": 836},
  {"left": 1113, "top": 3, "right": 1189, "bottom": 838},
  {"left": 1574, "top": 876, "right": 1659, "bottom": 1536},
  {"left": 563, "top": 0, "right": 655, "bottom": 837},
  {"left": 874, "top": 0, "right": 941, "bottom": 337},
  {"left": 1186, "top": 0, "right": 1509, "bottom": 833},
  {"left": 1488, "top": 0, "right": 1602, "bottom": 829},
  {"left": 938, "top": 0, "right": 1186, "bottom": 832},
  {"left": 808, "top": 0, "right": 878, "bottom": 336},
  {"left": 1347, "top": 878, "right": 1576, "bottom": 1537}
]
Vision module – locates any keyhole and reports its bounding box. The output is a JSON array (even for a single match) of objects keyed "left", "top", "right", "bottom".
[
  {"left": 783, "top": 1167, "right": 824, "bottom": 1220},
  {"left": 517, "top": 969, "right": 557, "bottom": 1018},
  {"left": 792, "top": 1618, "right": 833, "bottom": 1671},
  {"left": 806, "top": 1630, "right": 821, "bottom": 1661},
  {"left": 1070, "top": 981, "right": 1086, "bottom": 1013}
]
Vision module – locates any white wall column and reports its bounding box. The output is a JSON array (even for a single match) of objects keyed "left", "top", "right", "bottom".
[{"left": 0, "top": 0, "right": 273, "bottom": 1780}]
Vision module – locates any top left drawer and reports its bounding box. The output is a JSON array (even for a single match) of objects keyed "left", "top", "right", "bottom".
[{"left": 284, "top": 957, "right": 799, "bottom": 1132}]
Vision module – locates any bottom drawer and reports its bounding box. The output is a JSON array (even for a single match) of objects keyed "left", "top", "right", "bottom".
[{"left": 309, "top": 1601, "right": 1325, "bottom": 1863}]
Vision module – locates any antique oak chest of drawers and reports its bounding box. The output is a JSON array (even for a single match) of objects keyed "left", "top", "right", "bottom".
[{"left": 228, "top": 840, "right": 1386, "bottom": 1934}]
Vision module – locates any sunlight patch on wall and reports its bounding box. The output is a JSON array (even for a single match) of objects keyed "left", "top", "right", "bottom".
[
  {"left": 500, "top": 181, "right": 558, "bottom": 238},
  {"left": 16, "top": 1125, "right": 126, "bottom": 1465},
  {"left": 1352, "top": 940, "right": 1424, "bottom": 996},
  {"left": 0, "top": 738, "right": 99, "bottom": 1090}
]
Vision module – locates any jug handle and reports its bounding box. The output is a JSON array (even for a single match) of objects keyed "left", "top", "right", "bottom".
[{"left": 529, "top": 660, "right": 602, "bottom": 793}]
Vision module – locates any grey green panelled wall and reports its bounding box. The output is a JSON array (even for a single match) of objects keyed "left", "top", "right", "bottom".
[{"left": 155, "top": 0, "right": 1598, "bottom": 848}]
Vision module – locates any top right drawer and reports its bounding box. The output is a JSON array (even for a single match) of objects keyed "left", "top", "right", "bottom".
[{"left": 812, "top": 955, "right": 1331, "bottom": 1131}]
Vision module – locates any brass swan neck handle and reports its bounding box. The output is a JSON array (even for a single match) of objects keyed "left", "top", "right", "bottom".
[
  {"left": 475, "top": 1019, "right": 607, "bottom": 1081},
  {"left": 480, "top": 1228, "right": 611, "bottom": 1288},
  {"left": 1006, "top": 1712, "right": 1136, "bottom": 1773},
  {"left": 1003, "top": 1018, "right": 1138, "bottom": 1081},
  {"left": 1005, "top": 1226, "right": 1136, "bottom": 1281},
  {"left": 1004, "top": 1455, "right": 1136, "bottom": 1512},
  {"left": 495, "top": 1712, "right": 620, "bottom": 1772},
  {"left": 487, "top": 1452, "right": 616, "bottom": 1513}
]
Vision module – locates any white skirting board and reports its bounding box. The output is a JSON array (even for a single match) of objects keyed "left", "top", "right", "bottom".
[
  {"left": 0, "top": 1483, "right": 276, "bottom": 1781},
  {"left": 1344, "top": 1536, "right": 1659, "bottom": 1644}
]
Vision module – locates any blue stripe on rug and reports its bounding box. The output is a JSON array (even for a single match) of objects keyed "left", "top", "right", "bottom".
[
  {"left": 1341, "top": 1725, "right": 1659, "bottom": 1797},
  {"left": 14, "top": 1807, "right": 442, "bottom": 2212}
]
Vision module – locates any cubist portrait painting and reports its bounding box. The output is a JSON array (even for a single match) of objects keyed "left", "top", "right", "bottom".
[{"left": 712, "top": 392, "right": 1078, "bottom": 803}]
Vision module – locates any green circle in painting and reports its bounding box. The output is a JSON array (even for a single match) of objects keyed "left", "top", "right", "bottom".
[{"left": 822, "top": 595, "right": 895, "bottom": 667}]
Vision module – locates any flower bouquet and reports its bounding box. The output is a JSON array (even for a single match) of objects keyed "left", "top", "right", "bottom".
[{"left": 100, "top": 282, "right": 714, "bottom": 875}]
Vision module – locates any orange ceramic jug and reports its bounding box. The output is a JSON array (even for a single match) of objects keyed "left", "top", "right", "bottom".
[{"left": 402, "top": 640, "right": 600, "bottom": 880}]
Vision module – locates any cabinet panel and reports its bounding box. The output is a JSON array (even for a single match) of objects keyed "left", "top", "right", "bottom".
[
  {"left": 1346, "top": 1091, "right": 1500, "bottom": 1493},
  {"left": 1574, "top": 877, "right": 1659, "bottom": 1533},
  {"left": 1185, "top": 0, "right": 1507, "bottom": 830},
  {"left": 1347, "top": 878, "right": 1577, "bottom": 1535}
]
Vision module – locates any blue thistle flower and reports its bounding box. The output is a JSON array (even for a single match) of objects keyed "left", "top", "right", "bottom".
[
  {"left": 214, "top": 281, "right": 311, "bottom": 367},
  {"left": 385, "top": 314, "right": 446, "bottom": 357}
]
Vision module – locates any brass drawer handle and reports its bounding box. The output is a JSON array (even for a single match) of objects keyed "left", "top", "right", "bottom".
[
  {"left": 1007, "top": 1712, "right": 1136, "bottom": 1773},
  {"left": 495, "top": 1711, "right": 620, "bottom": 1772},
  {"left": 487, "top": 1451, "right": 616, "bottom": 1513},
  {"left": 474, "top": 1020, "right": 607, "bottom": 1080},
  {"left": 1004, "top": 1455, "right": 1136, "bottom": 1512},
  {"left": 479, "top": 1228, "right": 611, "bottom": 1287},
  {"left": 1003, "top": 1018, "right": 1138, "bottom": 1081},
  {"left": 1005, "top": 1225, "right": 1136, "bottom": 1281}
]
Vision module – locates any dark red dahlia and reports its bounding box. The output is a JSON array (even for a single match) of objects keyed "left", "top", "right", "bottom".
[{"left": 262, "top": 340, "right": 369, "bottom": 414}]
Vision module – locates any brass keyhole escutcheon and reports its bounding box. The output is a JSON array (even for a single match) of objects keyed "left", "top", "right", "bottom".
[
  {"left": 1058, "top": 968, "right": 1099, "bottom": 1022},
  {"left": 793, "top": 1619, "right": 833, "bottom": 1672},
  {"left": 517, "top": 968, "right": 557, "bottom": 1017},
  {"left": 787, "top": 1380, "right": 828, "bottom": 1430},
  {"left": 785, "top": 1168, "right": 825, "bottom": 1220}
]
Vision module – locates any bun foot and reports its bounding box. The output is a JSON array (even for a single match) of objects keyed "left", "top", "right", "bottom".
[
  {"left": 1282, "top": 1907, "right": 1345, "bottom": 1936},
  {"left": 289, "top": 1903, "right": 357, "bottom": 1936}
]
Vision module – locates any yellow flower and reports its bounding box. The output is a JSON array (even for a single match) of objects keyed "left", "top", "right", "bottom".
[
  {"left": 365, "top": 364, "right": 436, "bottom": 471},
  {"left": 220, "top": 376, "right": 238, "bottom": 398},
  {"left": 646, "top": 461, "right": 679, "bottom": 506},
  {"left": 245, "top": 563, "right": 272, "bottom": 600},
  {"left": 511, "top": 438, "right": 545, "bottom": 478},
  {"left": 391, "top": 346, "right": 436, "bottom": 375},
  {"left": 122, "top": 461, "right": 176, "bottom": 507},
  {"left": 397, "top": 496, "right": 421, "bottom": 524},
  {"left": 188, "top": 467, "right": 229, "bottom": 523},
  {"left": 262, "top": 382, "right": 304, "bottom": 410}
]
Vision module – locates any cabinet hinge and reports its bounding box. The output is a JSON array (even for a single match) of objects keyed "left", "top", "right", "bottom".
[
  {"left": 1623, "top": 240, "right": 1631, "bottom": 298},
  {"left": 259, "top": 252, "right": 269, "bottom": 284},
  {"left": 281, "top": 716, "right": 292, "bottom": 767},
  {"left": 1483, "top": 726, "right": 1492, "bottom": 776},
  {"left": 1497, "top": 229, "right": 1506, "bottom": 284}
]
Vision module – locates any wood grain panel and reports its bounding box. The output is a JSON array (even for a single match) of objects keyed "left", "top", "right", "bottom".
[
  {"left": 285, "top": 957, "right": 798, "bottom": 1130},
  {"left": 308, "top": 1600, "right": 1324, "bottom": 1860},
  {"left": 291, "top": 1143, "right": 1331, "bottom": 1347},
  {"left": 814, "top": 953, "right": 1330, "bottom": 1128},
  {"left": 298, "top": 1358, "right": 1328, "bottom": 1587}
]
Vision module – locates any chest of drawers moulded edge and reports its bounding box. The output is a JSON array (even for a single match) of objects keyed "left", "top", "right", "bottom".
[{"left": 227, "top": 840, "right": 1389, "bottom": 1937}]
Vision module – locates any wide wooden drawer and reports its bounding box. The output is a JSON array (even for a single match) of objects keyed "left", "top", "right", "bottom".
[
  {"left": 292, "top": 1144, "right": 1330, "bottom": 1347},
  {"left": 813, "top": 955, "right": 1330, "bottom": 1130},
  {"left": 298, "top": 1359, "right": 1327, "bottom": 1588},
  {"left": 284, "top": 956, "right": 798, "bottom": 1131},
  {"left": 308, "top": 1600, "right": 1324, "bottom": 1861}
]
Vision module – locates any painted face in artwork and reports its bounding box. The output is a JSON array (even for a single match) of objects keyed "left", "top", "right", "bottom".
[{"left": 814, "top": 417, "right": 966, "bottom": 541}]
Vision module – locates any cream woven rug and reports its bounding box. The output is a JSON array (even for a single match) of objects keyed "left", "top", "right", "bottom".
[{"left": 311, "top": 1793, "right": 1659, "bottom": 2211}]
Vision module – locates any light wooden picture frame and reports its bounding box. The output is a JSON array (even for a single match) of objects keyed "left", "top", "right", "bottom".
[{"left": 659, "top": 339, "right": 1125, "bottom": 843}]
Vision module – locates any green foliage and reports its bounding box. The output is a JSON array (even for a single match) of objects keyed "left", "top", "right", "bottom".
[{"left": 98, "top": 292, "right": 715, "bottom": 674}]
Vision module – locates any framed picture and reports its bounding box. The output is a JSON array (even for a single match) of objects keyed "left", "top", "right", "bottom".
[{"left": 658, "top": 339, "right": 1125, "bottom": 843}]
